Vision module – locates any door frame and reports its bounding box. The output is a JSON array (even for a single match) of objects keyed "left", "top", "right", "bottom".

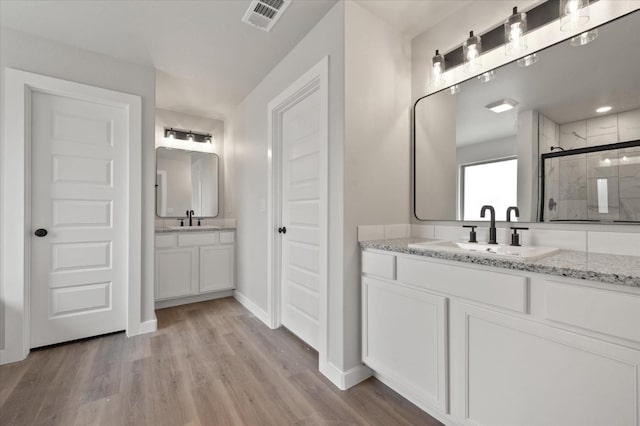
[
  {"left": 0, "top": 68, "right": 142, "bottom": 364},
  {"left": 266, "top": 57, "right": 328, "bottom": 358}
]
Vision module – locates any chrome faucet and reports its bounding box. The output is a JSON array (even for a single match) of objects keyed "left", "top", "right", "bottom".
[
  {"left": 480, "top": 205, "right": 497, "bottom": 244},
  {"left": 186, "top": 209, "right": 195, "bottom": 227}
]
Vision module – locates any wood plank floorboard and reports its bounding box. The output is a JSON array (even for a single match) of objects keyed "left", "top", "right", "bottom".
[{"left": 0, "top": 297, "right": 443, "bottom": 426}]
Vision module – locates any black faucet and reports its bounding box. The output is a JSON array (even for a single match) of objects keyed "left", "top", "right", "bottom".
[
  {"left": 480, "top": 205, "right": 497, "bottom": 244},
  {"left": 186, "top": 209, "right": 195, "bottom": 227},
  {"left": 506, "top": 206, "right": 519, "bottom": 223}
]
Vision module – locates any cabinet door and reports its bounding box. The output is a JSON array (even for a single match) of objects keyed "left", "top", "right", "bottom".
[
  {"left": 155, "top": 247, "right": 198, "bottom": 300},
  {"left": 450, "top": 301, "right": 640, "bottom": 426},
  {"left": 200, "top": 245, "right": 234, "bottom": 292},
  {"left": 362, "top": 276, "right": 448, "bottom": 413}
]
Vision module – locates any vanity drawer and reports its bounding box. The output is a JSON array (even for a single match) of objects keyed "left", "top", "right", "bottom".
[
  {"left": 156, "top": 233, "right": 177, "bottom": 248},
  {"left": 178, "top": 232, "right": 219, "bottom": 247},
  {"left": 219, "top": 231, "right": 235, "bottom": 244},
  {"left": 362, "top": 251, "right": 396, "bottom": 280},
  {"left": 397, "top": 257, "right": 528, "bottom": 313},
  {"left": 544, "top": 281, "right": 640, "bottom": 343}
]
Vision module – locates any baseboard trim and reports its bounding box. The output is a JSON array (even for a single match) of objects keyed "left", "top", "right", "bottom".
[
  {"left": 320, "top": 361, "right": 373, "bottom": 390},
  {"left": 0, "top": 347, "right": 28, "bottom": 366},
  {"left": 373, "top": 371, "right": 458, "bottom": 426},
  {"left": 139, "top": 316, "right": 157, "bottom": 334},
  {"left": 155, "top": 289, "right": 234, "bottom": 310},
  {"left": 233, "top": 290, "right": 271, "bottom": 327}
]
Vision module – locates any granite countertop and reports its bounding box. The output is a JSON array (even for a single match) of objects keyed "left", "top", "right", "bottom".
[
  {"left": 360, "top": 237, "right": 640, "bottom": 287},
  {"left": 155, "top": 226, "right": 236, "bottom": 233}
]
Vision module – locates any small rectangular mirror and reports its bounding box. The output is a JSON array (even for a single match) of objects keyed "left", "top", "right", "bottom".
[{"left": 156, "top": 147, "right": 219, "bottom": 217}]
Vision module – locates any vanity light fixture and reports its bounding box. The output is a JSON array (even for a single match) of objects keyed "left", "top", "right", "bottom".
[
  {"left": 477, "top": 71, "right": 495, "bottom": 83},
  {"left": 431, "top": 49, "right": 446, "bottom": 88},
  {"left": 450, "top": 84, "right": 461, "bottom": 95},
  {"left": 485, "top": 98, "right": 518, "bottom": 113},
  {"left": 463, "top": 31, "right": 482, "bottom": 73},
  {"left": 571, "top": 29, "right": 598, "bottom": 46},
  {"left": 164, "top": 128, "right": 213, "bottom": 143},
  {"left": 517, "top": 53, "right": 539, "bottom": 67},
  {"left": 596, "top": 105, "right": 612, "bottom": 113},
  {"left": 560, "top": 0, "right": 590, "bottom": 32},
  {"left": 505, "top": 6, "right": 527, "bottom": 56}
]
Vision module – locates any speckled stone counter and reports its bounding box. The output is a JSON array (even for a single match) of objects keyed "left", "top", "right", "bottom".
[
  {"left": 360, "top": 238, "right": 640, "bottom": 287},
  {"left": 155, "top": 226, "right": 235, "bottom": 233}
]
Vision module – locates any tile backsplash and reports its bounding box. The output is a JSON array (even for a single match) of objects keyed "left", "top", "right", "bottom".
[
  {"left": 357, "top": 223, "right": 639, "bottom": 256},
  {"left": 155, "top": 217, "right": 236, "bottom": 229}
]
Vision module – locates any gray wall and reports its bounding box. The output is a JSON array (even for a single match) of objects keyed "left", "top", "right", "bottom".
[{"left": 0, "top": 28, "right": 157, "bottom": 346}]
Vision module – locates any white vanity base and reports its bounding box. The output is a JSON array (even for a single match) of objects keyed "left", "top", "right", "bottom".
[{"left": 155, "top": 289, "right": 234, "bottom": 310}]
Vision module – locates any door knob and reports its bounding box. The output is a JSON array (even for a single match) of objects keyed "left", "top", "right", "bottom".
[
  {"left": 278, "top": 227, "right": 287, "bottom": 234},
  {"left": 34, "top": 228, "right": 48, "bottom": 237}
]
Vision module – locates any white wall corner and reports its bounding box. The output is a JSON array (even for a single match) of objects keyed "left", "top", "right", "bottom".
[
  {"left": 233, "top": 290, "right": 273, "bottom": 328},
  {"left": 320, "top": 360, "right": 373, "bottom": 391}
]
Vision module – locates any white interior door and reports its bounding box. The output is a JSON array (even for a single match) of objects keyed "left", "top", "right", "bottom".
[
  {"left": 280, "top": 89, "right": 322, "bottom": 350},
  {"left": 30, "top": 90, "right": 128, "bottom": 348}
]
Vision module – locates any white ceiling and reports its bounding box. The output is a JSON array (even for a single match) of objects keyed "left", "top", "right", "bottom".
[
  {"left": 355, "top": 0, "right": 472, "bottom": 38},
  {"left": 0, "top": 0, "right": 337, "bottom": 118}
]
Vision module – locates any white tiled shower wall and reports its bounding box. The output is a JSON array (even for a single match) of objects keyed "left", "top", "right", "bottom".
[{"left": 357, "top": 224, "right": 640, "bottom": 257}]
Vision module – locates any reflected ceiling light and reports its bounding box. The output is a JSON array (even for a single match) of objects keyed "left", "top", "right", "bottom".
[
  {"left": 571, "top": 29, "right": 598, "bottom": 46},
  {"left": 463, "top": 31, "right": 482, "bottom": 73},
  {"left": 450, "top": 84, "right": 461, "bottom": 95},
  {"left": 431, "top": 49, "right": 446, "bottom": 88},
  {"left": 477, "top": 71, "right": 495, "bottom": 83},
  {"left": 517, "top": 53, "right": 539, "bottom": 67},
  {"left": 596, "top": 105, "right": 612, "bottom": 113},
  {"left": 485, "top": 98, "right": 518, "bottom": 113},
  {"left": 505, "top": 6, "right": 528, "bottom": 56},
  {"left": 560, "top": 0, "right": 589, "bottom": 32}
]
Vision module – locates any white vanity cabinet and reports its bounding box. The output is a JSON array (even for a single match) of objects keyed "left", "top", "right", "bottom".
[
  {"left": 155, "top": 230, "right": 235, "bottom": 306},
  {"left": 361, "top": 249, "right": 640, "bottom": 426}
]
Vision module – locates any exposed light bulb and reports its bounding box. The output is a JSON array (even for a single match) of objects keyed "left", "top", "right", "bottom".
[
  {"left": 431, "top": 49, "right": 446, "bottom": 88},
  {"left": 571, "top": 29, "right": 598, "bottom": 46},
  {"left": 560, "top": 0, "right": 589, "bottom": 32},
  {"left": 450, "top": 85, "right": 460, "bottom": 95},
  {"left": 477, "top": 71, "right": 495, "bottom": 83},
  {"left": 504, "top": 7, "right": 527, "bottom": 56},
  {"left": 463, "top": 31, "right": 482, "bottom": 74}
]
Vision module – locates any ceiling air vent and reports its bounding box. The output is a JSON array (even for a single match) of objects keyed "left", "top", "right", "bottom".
[{"left": 242, "top": 0, "right": 291, "bottom": 32}]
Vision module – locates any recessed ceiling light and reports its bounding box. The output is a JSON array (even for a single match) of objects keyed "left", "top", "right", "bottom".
[
  {"left": 596, "top": 106, "right": 612, "bottom": 113},
  {"left": 485, "top": 98, "right": 518, "bottom": 113}
]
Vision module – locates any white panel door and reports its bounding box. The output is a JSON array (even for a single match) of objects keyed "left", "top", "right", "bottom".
[
  {"left": 280, "top": 89, "right": 321, "bottom": 349},
  {"left": 30, "top": 91, "right": 128, "bottom": 348}
]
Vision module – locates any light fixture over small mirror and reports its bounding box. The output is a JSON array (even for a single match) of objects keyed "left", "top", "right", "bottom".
[{"left": 164, "top": 128, "right": 214, "bottom": 144}]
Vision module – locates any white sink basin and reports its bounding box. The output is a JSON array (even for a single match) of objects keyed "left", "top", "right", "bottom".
[
  {"left": 408, "top": 240, "right": 559, "bottom": 261},
  {"left": 166, "top": 225, "right": 221, "bottom": 230}
]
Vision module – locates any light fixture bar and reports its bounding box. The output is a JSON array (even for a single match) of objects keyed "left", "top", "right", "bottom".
[{"left": 164, "top": 128, "right": 213, "bottom": 144}]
